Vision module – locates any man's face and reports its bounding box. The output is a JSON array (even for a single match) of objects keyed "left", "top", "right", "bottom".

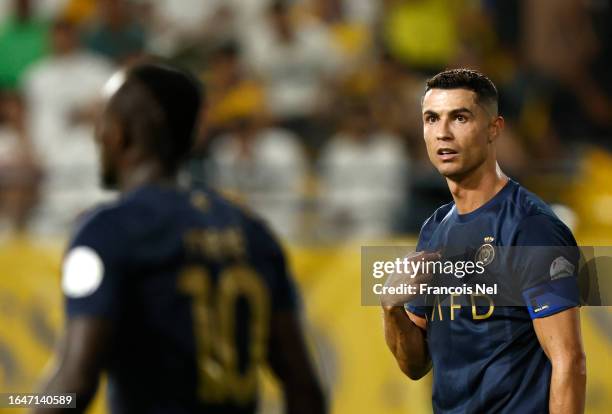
[
  {"left": 422, "top": 88, "right": 495, "bottom": 180},
  {"left": 94, "top": 107, "right": 119, "bottom": 189}
]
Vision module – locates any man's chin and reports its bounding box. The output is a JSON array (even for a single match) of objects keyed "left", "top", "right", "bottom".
[{"left": 438, "top": 166, "right": 462, "bottom": 179}]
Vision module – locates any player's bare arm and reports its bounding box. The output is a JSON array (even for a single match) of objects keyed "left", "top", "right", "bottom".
[
  {"left": 268, "top": 310, "right": 327, "bottom": 414},
  {"left": 382, "top": 307, "right": 431, "bottom": 380},
  {"left": 32, "top": 318, "right": 111, "bottom": 414},
  {"left": 381, "top": 251, "right": 438, "bottom": 380},
  {"left": 533, "top": 307, "right": 586, "bottom": 414}
]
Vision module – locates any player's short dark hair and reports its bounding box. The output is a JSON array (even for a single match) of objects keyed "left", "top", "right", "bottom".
[
  {"left": 425, "top": 69, "right": 498, "bottom": 114},
  {"left": 110, "top": 63, "right": 203, "bottom": 174}
]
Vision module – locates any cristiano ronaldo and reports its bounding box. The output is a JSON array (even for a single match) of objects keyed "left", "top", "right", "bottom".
[{"left": 382, "top": 69, "right": 586, "bottom": 413}]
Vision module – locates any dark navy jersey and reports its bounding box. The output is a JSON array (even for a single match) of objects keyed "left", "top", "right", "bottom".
[
  {"left": 407, "top": 179, "right": 580, "bottom": 414},
  {"left": 61, "top": 184, "right": 298, "bottom": 414}
]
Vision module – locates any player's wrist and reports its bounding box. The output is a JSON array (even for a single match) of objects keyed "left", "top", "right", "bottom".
[{"left": 382, "top": 304, "right": 408, "bottom": 318}]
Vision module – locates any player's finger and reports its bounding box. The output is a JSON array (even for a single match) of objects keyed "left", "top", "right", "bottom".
[
  {"left": 408, "top": 250, "right": 441, "bottom": 262},
  {"left": 419, "top": 251, "right": 442, "bottom": 261}
]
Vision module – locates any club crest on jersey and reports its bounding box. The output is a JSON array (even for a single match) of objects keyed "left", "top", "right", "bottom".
[
  {"left": 475, "top": 243, "right": 495, "bottom": 267},
  {"left": 550, "top": 256, "right": 575, "bottom": 280}
]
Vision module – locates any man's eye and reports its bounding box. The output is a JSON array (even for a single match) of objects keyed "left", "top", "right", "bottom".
[
  {"left": 456, "top": 115, "right": 467, "bottom": 122},
  {"left": 426, "top": 116, "right": 437, "bottom": 123}
]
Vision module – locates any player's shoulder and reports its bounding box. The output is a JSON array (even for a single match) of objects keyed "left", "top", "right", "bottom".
[
  {"left": 507, "top": 182, "right": 576, "bottom": 246},
  {"left": 195, "top": 186, "right": 283, "bottom": 253},
  {"left": 69, "top": 186, "right": 166, "bottom": 243},
  {"left": 230, "top": 202, "right": 283, "bottom": 255},
  {"left": 509, "top": 181, "right": 564, "bottom": 227},
  {"left": 69, "top": 199, "right": 132, "bottom": 248}
]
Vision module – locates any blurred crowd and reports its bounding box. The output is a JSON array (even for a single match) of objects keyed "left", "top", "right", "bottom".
[{"left": 0, "top": 0, "right": 611, "bottom": 242}]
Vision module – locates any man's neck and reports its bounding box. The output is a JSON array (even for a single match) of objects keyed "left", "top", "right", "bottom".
[
  {"left": 119, "top": 162, "right": 176, "bottom": 193},
  {"left": 447, "top": 163, "right": 508, "bottom": 215}
]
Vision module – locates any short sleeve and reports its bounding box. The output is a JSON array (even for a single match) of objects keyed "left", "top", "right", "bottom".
[
  {"left": 405, "top": 302, "right": 428, "bottom": 317},
  {"left": 248, "top": 218, "right": 299, "bottom": 312},
  {"left": 268, "top": 239, "right": 299, "bottom": 312},
  {"left": 62, "top": 209, "right": 126, "bottom": 320},
  {"left": 512, "top": 214, "right": 580, "bottom": 319}
]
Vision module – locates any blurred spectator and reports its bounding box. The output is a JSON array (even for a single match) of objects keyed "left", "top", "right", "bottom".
[
  {"left": 207, "top": 103, "right": 308, "bottom": 241},
  {"left": 382, "top": 0, "right": 461, "bottom": 73},
  {"left": 296, "top": 0, "right": 380, "bottom": 26},
  {"left": 483, "top": 0, "right": 612, "bottom": 159},
  {"left": 297, "top": 0, "right": 376, "bottom": 68},
  {"left": 0, "top": 0, "right": 49, "bottom": 89},
  {"left": 369, "top": 54, "right": 425, "bottom": 156},
  {"left": 319, "top": 99, "right": 410, "bottom": 239},
  {"left": 62, "top": 0, "right": 96, "bottom": 26},
  {"left": 202, "top": 42, "right": 267, "bottom": 139},
  {"left": 335, "top": 52, "right": 427, "bottom": 157},
  {"left": 242, "top": 0, "right": 338, "bottom": 144},
  {"left": 0, "top": 0, "right": 70, "bottom": 22},
  {"left": 144, "top": 0, "right": 273, "bottom": 58},
  {"left": 84, "top": 0, "right": 146, "bottom": 63},
  {"left": 524, "top": 0, "right": 598, "bottom": 86},
  {"left": 0, "top": 91, "right": 40, "bottom": 234},
  {"left": 145, "top": 0, "right": 231, "bottom": 58},
  {"left": 22, "top": 18, "right": 114, "bottom": 235}
]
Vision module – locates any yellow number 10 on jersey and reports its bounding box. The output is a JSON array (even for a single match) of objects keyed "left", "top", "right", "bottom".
[{"left": 178, "top": 264, "right": 271, "bottom": 405}]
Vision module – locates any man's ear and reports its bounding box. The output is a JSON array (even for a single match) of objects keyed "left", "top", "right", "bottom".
[
  {"left": 101, "top": 117, "right": 128, "bottom": 164},
  {"left": 488, "top": 116, "right": 505, "bottom": 143},
  {"left": 107, "top": 119, "right": 124, "bottom": 150}
]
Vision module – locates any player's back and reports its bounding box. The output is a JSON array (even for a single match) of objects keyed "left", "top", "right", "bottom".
[{"left": 64, "top": 184, "right": 297, "bottom": 414}]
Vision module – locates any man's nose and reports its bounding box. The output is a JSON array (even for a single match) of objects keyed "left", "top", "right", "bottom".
[{"left": 436, "top": 119, "right": 453, "bottom": 141}]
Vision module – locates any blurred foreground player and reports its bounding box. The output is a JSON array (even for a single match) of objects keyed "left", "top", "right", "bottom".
[
  {"left": 34, "top": 64, "right": 326, "bottom": 414},
  {"left": 382, "top": 69, "right": 586, "bottom": 413}
]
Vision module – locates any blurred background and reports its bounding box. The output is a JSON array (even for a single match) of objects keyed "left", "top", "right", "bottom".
[{"left": 0, "top": 0, "right": 610, "bottom": 413}]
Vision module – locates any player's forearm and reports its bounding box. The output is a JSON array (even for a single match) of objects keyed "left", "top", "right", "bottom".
[
  {"left": 549, "top": 353, "right": 586, "bottom": 414},
  {"left": 383, "top": 307, "right": 431, "bottom": 380},
  {"left": 32, "top": 363, "right": 98, "bottom": 414}
]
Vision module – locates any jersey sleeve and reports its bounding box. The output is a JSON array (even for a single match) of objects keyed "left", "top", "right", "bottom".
[
  {"left": 249, "top": 218, "right": 299, "bottom": 312},
  {"left": 62, "top": 209, "right": 127, "bottom": 320},
  {"left": 268, "top": 237, "right": 299, "bottom": 312},
  {"left": 511, "top": 213, "right": 580, "bottom": 319}
]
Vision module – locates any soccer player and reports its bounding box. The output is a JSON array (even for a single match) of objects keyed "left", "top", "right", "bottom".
[
  {"left": 34, "top": 64, "right": 326, "bottom": 414},
  {"left": 382, "top": 69, "right": 586, "bottom": 413}
]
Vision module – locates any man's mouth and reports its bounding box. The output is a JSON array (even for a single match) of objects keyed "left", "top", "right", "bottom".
[{"left": 437, "top": 148, "right": 458, "bottom": 161}]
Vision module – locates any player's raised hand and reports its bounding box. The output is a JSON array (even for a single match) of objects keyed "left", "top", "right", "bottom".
[{"left": 380, "top": 251, "right": 441, "bottom": 310}]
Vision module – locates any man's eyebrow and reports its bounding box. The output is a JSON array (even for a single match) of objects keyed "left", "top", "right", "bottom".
[
  {"left": 449, "top": 107, "right": 474, "bottom": 116},
  {"left": 422, "top": 108, "right": 474, "bottom": 117}
]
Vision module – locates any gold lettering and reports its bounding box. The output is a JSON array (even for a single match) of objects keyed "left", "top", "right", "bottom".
[
  {"left": 470, "top": 294, "right": 494, "bottom": 320},
  {"left": 183, "top": 228, "right": 246, "bottom": 261},
  {"left": 450, "top": 294, "right": 462, "bottom": 321},
  {"left": 430, "top": 295, "right": 443, "bottom": 321}
]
